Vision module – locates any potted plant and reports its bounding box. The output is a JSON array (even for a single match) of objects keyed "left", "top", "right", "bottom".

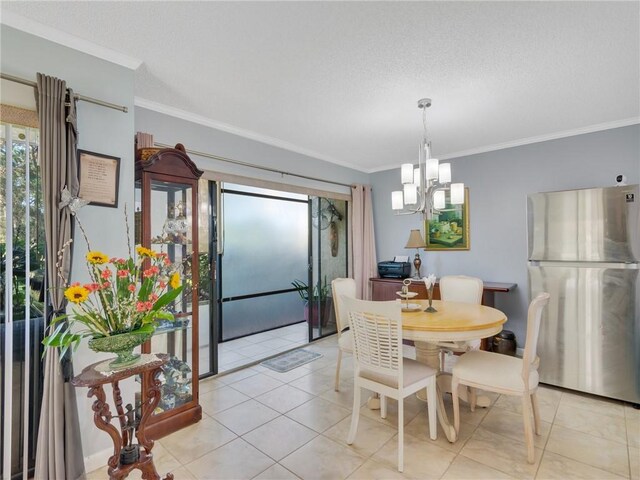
[
  {"left": 291, "top": 277, "right": 333, "bottom": 328},
  {"left": 43, "top": 223, "right": 183, "bottom": 369}
]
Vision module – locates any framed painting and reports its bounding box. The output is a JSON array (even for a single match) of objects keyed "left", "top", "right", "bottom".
[
  {"left": 78, "top": 150, "right": 120, "bottom": 207},
  {"left": 425, "top": 188, "right": 470, "bottom": 251}
]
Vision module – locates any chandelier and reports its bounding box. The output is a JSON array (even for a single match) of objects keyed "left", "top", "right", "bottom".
[{"left": 391, "top": 98, "right": 464, "bottom": 216}]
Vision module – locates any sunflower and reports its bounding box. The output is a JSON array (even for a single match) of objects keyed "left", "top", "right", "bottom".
[
  {"left": 64, "top": 285, "right": 90, "bottom": 304},
  {"left": 170, "top": 272, "right": 181, "bottom": 289},
  {"left": 135, "top": 245, "right": 157, "bottom": 258},
  {"left": 86, "top": 251, "right": 109, "bottom": 264}
]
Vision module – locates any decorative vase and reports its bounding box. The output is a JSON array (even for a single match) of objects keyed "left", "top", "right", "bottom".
[
  {"left": 88, "top": 329, "right": 153, "bottom": 369},
  {"left": 425, "top": 285, "right": 437, "bottom": 313}
]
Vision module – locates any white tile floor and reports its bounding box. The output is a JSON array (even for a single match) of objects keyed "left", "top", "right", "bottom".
[
  {"left": 86, "top": 335, "right": 640, "bottom": 480},
  {"left": 214, "top": 322, "right": 309, "bottom": 373}
]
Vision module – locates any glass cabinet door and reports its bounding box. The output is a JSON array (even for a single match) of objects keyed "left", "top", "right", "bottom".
[{"left": 143, "top": 178, "right": 196, "bottom": 415}]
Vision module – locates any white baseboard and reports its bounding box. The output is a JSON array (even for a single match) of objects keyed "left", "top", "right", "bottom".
[
  {"left": 516, "top": 347, "right": 524, "bottom": 358},
  {"left": 83, "top": 447, "right": 111, "bottom": 476}
]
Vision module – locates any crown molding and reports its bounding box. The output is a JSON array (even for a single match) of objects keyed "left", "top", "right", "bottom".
[
  {"left": 438, "top": 117, "right": 640, "bottom": 161},
  {"left": 370, "top": 116, "right": 640, "bottom": 173},
  {"left": 0, "top": 11, "right": 142, "bottom": 70},
  {"left": 134, "top": 97, "right": 369, "bottom": 173}
]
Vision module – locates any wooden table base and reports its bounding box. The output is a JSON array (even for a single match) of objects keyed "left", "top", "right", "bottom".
[
  {"left": 413, "top": 341, "right": 491, "bottom": 443},
  {"left": 73, "top": 354, "right": 173, "bottom": 480}
]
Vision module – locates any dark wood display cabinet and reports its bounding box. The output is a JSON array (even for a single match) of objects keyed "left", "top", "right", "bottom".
[{"left": 135, "top": 144, "right": 204, "bottom": 439}]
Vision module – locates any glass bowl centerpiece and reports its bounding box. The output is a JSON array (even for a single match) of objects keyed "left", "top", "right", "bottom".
[{"left": 43, "top": 243, "right": 183, "bottom": 368}]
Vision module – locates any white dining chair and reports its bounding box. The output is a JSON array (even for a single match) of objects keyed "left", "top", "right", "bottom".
[
  {"left": 344, "top": 297, "right": 437, "bottom": 472},
  {"left": 438, "top": 275, "right": 484, "bottom": 378},
  {"left": 331, "top": 278, "right": 356, "bottom": 391},
  {"left": 439, "top": 275, "right": 484, "bottom": 305},
  {"left": 451, "top": 292, "right": 551, "bottom": 463}
]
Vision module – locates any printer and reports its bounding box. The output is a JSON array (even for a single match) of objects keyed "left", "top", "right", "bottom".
[{"left": 377, "top": 260, "right": 411, "bottom": 279}]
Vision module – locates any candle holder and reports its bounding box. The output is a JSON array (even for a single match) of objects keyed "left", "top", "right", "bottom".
[{"left": 425, "top": 285, "right": 437, "bottom": 313}]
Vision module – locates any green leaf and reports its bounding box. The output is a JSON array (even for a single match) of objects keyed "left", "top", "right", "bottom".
[
  {"left": 152, "top": 285, "right": 183, "bottom": 311},
  {"left": 136, "top": 324, "right": 155, "bottom": 335},
  {"left": 153, "top": 311, "right": 174, "bottom": 321},
  {"left": 49, "top": 314, "right": 69, "bottom": 325}
]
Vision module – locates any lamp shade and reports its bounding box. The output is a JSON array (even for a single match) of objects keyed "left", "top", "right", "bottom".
[
  {"left": 405, "top": 229, "right": 427, "bottom": 248},
  {"left": 426, "top": 157, "right": 439, "bottom": 180},
  {"left": 433, "top": 189, "right": 446, "bottom": 210},
  {"left": 391, "top": 191, "right": 404, "bottom": 210},
  {"left": 403, "top": 183, "right": 418, "bottom": 205},
  {"left": 401, "top": 164, "right": 414, "bottom": 184},
  {"left": 414, "top": 168, "right": 421, "bottom": 185},
  {"left": 438, "top": 163, "right": 451, "bottom": 184},
  {"left": 451, "top": 183, "right": 465, "bottom": 204}
]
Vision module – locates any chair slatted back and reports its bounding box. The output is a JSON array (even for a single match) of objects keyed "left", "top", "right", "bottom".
[
  {"left": 343, "top": 297, "right": 402, "bottom": 383},
  {"left": 331, "top": 278, "right": 357, "bottom": 333},
  {"left": 439, "top": 275, "right": 483, "bottom": 304},
  {"left": 522, "top": 292, "right": 551, "bottom": 379}
]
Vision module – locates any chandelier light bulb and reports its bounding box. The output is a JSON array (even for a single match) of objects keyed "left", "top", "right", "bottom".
[
  {"left": 433, "top": 189, "right": 446, "bottom": 210},
  {"left": 451, "top": 183, "right": 465, "bottom": 205},
  {"left": 438, "top": 163, "right": 451, "bottom": 184},
  {"left": 403, "top": 183, "right": 418, "bottom": 205},
  {"left": 426, "top": 157, "right": 439, "bottom": 180},
  {"left": 391, "top": 191, "right": 404, "bottom": 210},
  {"left": 401, "top": 164, "right": 414, "bottom": 184}
]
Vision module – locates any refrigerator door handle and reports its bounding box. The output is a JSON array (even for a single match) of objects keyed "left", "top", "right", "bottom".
[{"left": 528, "top": 260, "right": 639, "bottom": 269}]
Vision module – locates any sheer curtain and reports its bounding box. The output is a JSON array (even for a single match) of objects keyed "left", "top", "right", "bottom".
[
  {"left": 34, "top": 73, "right": 84, "bottom": 480},
  {"left": 350, "top": 184, "right": 377, "bottom": 300}
]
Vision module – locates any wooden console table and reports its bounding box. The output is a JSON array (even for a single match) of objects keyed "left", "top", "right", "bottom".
[
  {"left": 72, "top": 353, "right": 173, "bottom": 480},
  {"left": 370, "top": 277, "right": 516, "bottom": 307}
]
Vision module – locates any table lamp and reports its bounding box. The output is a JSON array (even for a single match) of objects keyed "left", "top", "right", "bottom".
[{"left": 405, "top": 229, "right": 427, "bottom": 278}]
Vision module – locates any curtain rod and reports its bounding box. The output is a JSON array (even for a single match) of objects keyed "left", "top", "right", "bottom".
[
  {"left": 1, "top": 73, "right": 128, "bottom": 113},
  {"left": 154, "top": 142, "right": 353, "bottom": 188}
]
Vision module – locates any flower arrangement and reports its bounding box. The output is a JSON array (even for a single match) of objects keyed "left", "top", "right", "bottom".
[{"left": 43, "top": 238, "right": 183, "bottom": 359}]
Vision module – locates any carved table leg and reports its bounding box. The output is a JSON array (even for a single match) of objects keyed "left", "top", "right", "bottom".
[
  {"left": 134, "top": 365, "right": 168, "bottom": 480},
  {"left": 87, "top": 385, "right": 125, "bottom": 479}
]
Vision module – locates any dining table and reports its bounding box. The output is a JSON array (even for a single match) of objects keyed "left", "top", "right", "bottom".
[{"left": 400, "top": 299, "right": 507, "bottom": 442}]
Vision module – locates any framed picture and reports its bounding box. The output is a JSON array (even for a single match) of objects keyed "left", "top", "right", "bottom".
[
  {"left": 78, "top": 150, "right": 120, "bottom": 208},
  {"left": 425, "top": 188, "right": 470, "bottom": 251}
]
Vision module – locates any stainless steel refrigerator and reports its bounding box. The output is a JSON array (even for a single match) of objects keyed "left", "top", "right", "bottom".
[{"left": 527, "top": 184, "right": 640, "bottom": 404}]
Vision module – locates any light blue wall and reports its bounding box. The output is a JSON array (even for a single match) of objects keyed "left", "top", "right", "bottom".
[
  {"left": 1, "top": 25, "right": 135, "bottom": 466},
  {"left": 135, "top": 107, "right": 370, "bottom": 194},
  {"left": 371, "top": 124, "right": 640, "bottom": 345}
]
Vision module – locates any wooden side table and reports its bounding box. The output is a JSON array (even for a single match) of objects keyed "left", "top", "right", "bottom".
[{"left": 72, "top": 353, "right": 173, "bottom": 480}]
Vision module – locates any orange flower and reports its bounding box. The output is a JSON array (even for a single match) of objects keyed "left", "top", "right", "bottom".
[{"left": 83, "top": 283, "right": 100, "bottom": 292}]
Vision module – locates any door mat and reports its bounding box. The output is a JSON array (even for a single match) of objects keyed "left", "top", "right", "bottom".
[{"left": 261, "top": 349, "right": 322, "bottom": 373}]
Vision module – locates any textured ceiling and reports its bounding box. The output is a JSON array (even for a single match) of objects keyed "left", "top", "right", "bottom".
[{"left": 2, "top": 1, "right": 639, "bottom": 172}]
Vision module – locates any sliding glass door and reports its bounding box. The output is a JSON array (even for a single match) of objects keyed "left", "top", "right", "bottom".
[
  {"left": 197, "top": 181, "right": 348, "bottom": 375},
  {"left": 219, "top": 184, "right": 308, "bottom": 342},
  {"left": 308, "top": 197, "right": 348, "bottom": 340}
]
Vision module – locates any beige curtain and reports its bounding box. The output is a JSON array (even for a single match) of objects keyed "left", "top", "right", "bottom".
[
  {"left": 34, "top": 73, "right": 85, "bottom": 480},
  {"left": 350, "top": 184, "right": 377, "bottom": 299}
]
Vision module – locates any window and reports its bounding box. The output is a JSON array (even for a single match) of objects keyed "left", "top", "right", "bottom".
[{"left": 1, "top": 121, "right": 45, "bottom": 479}]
